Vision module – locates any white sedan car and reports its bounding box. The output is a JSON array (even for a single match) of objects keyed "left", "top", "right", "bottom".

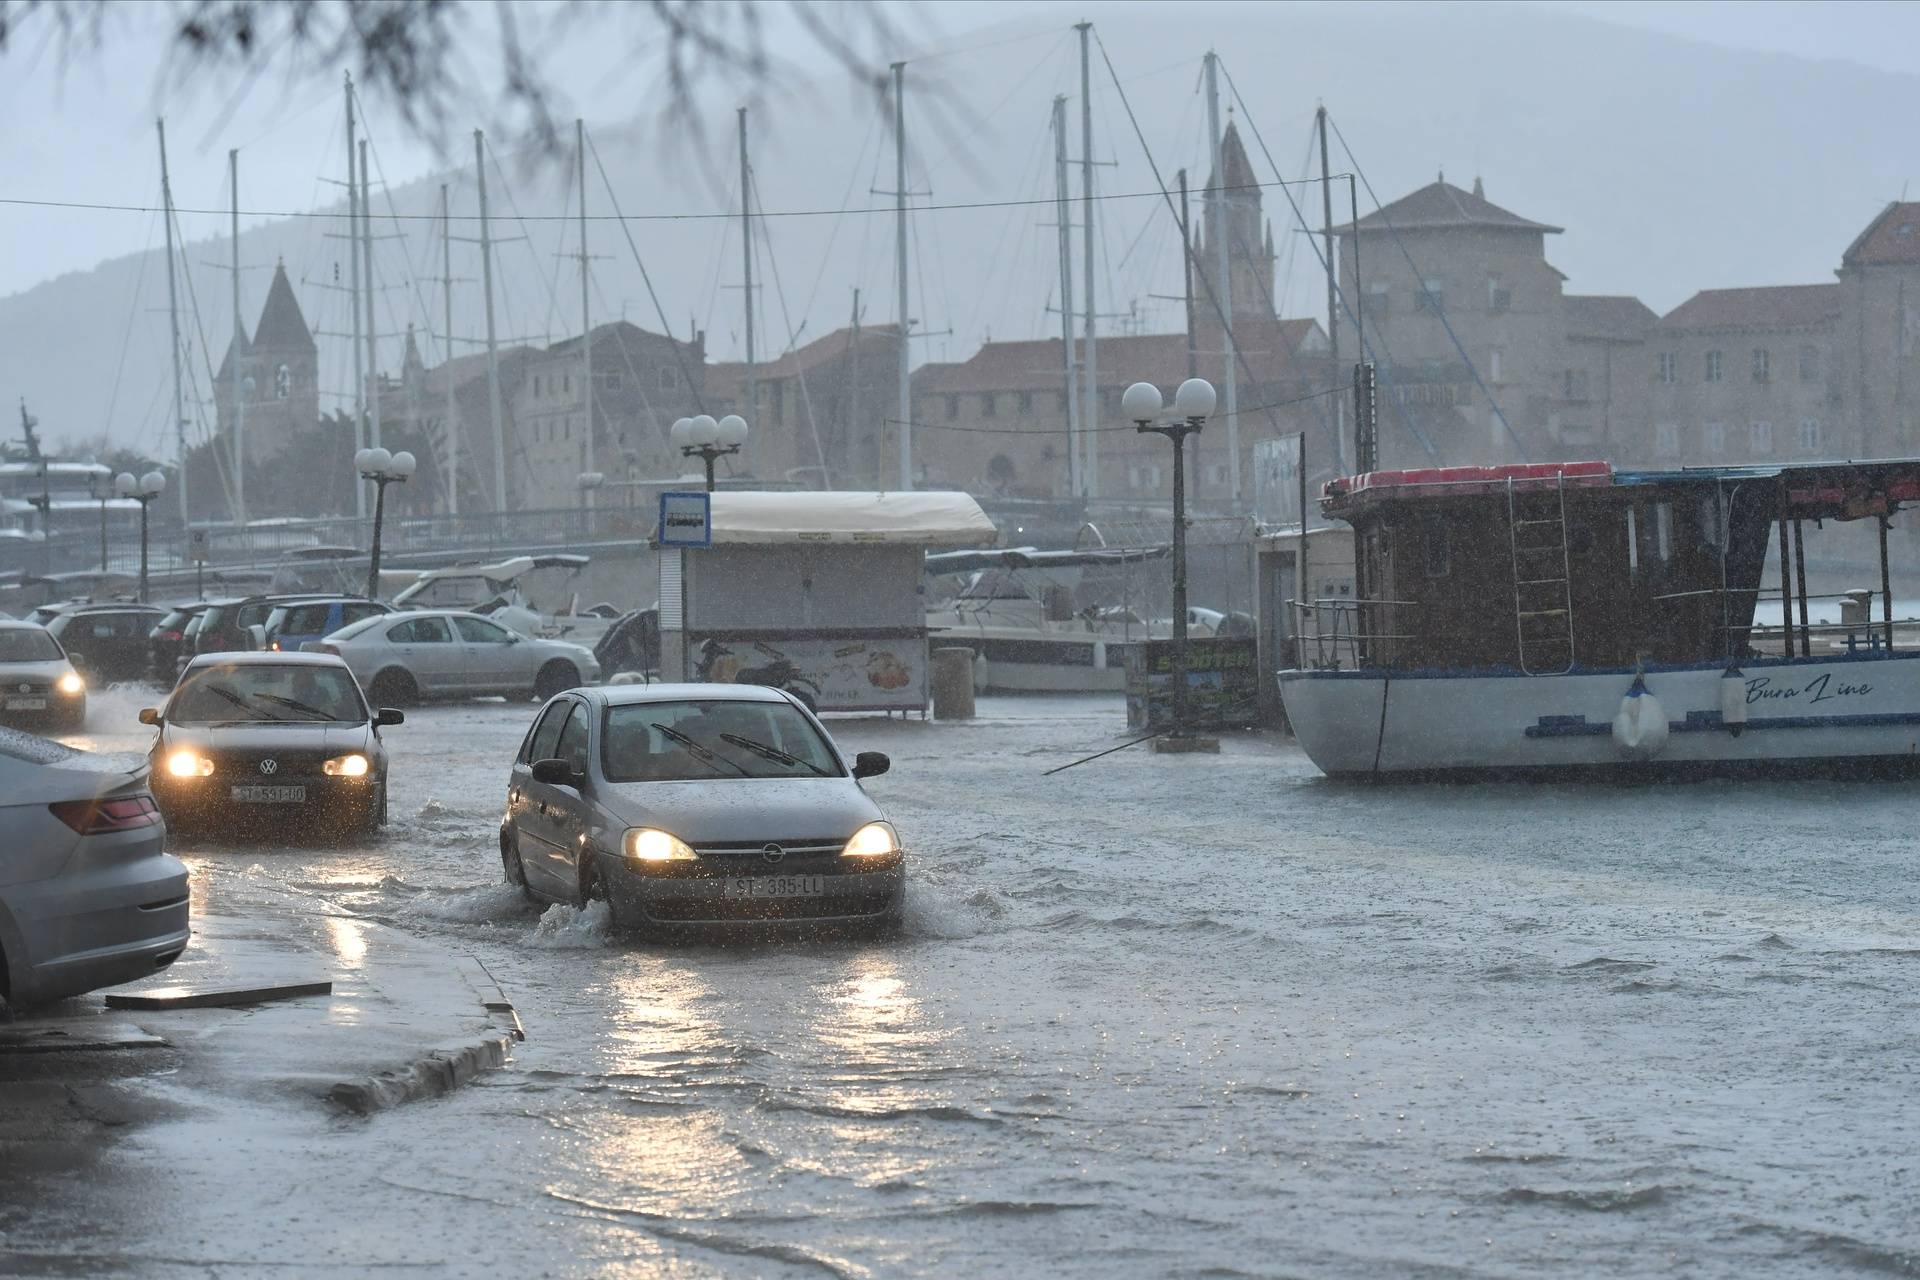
[{"left": 310, "top": 609, "right": 600, "bottom": 706}]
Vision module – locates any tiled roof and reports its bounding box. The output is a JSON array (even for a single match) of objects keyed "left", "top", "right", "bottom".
[
  {"left": 707, "top": 323, "right": 900, "bottom": 399},
  {"left": 1563, "top": 295, "right": 1657, "bottom": 342},
  {"left": 1659, "top": 284, "right": 1841, "bottom": 332},
  {"left": 1347, "top": 180, "right": 1561, "bottom": 235},
  {"left": 1206, "top": 122, "right": 1259, "bottom": 197},
  {"left": 912, "top": 319, "right": 1323, "bottom": 395},
  {"left": 252, "top": 263, "right": 315, "bottom": 352},
  {"left": 1842, "top": 201, "right": 1920, "bottom": 268}
]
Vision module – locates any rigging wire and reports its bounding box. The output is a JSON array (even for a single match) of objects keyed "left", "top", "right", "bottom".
[
  {"left": 102, "top": 206, "right": 160, "bottom": 445},
  {"left": 888, "top": 382, "right": 1343, "bottom": 434}
]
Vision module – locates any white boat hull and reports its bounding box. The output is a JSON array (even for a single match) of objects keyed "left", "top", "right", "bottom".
[{"left": 1279, "top": 653, "right": 1920, "bottom": 779}]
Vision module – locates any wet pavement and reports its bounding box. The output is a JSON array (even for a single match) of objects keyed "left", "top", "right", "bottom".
[{"left": 4, "top": 685, "right": 1920, "bottom": 1277}]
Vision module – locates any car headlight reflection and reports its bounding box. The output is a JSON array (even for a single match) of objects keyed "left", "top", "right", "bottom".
[
  {"left": 323, "top": 753, "right": 371, "bottom": 778},
  {"left": 56, "top": 672, "right": 83, "bottom": 695},
  {"left": 166, "top": 750, "right": 214, "bottom": 778},
  {"left": 624, "top": 828, "right": 697, "bottom": 863},
  {"left": 841, "top": 821, "right": 900, "bottom": 857}
]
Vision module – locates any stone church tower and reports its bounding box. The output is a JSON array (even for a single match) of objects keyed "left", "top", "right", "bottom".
[
  {"left": 1195, "top": 119, "right": 1277, "bottom": 330},
  {"left": 215, "top": 261, "right": 319, "bottom": 465}
]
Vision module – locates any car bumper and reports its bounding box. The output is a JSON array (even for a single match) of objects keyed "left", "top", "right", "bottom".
[
  {"left": 3, "top": 843, "right": 189, "bottom": 1007},
  {"left": 0, "top": 694, "right": 85, "bottom": 727},
  {"left": 151, "top": 773, "right": 381, "bottom": 830},
  {"left": 602, "top": 853, "right": 905, "bottom": 931}
]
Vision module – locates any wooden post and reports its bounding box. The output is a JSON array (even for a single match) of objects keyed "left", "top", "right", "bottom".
[
  {"left": 1792, "top": 518, "right": 1811, "bottom": 656},
  {"left": 1777, "top": 490, "right": 1792, "bottom": 656},
  {"left": 1880, "top": 514, "right": 1894, "bottom": 652}
]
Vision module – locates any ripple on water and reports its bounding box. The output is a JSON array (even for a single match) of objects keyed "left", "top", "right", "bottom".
[
  {"left": 529, "top": 900, "right": 612, "bottom": 948},
  {"left": 400, "top": 883, "right": 535, "bottom": 926}
]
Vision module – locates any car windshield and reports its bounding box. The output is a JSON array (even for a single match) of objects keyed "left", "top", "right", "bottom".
[
  {"left": 601, "top": 699, "right": 841, "bottom": 782},
  {"left": 169, "top": 663, "right": 367, "bottom": 724},
  {"left": 0, "top": 629, "right": 61, "bottom": 662}
]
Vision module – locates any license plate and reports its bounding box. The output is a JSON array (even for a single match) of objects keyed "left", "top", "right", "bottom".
[
  {"left": 723, "top": 874, "right": 825, "bottom": 899},
  {"left": 5, "top": 698, "right": 45, "bottom": 710},
  {"left": 230, "top": 784, "right": 308, "bottom": 803}
]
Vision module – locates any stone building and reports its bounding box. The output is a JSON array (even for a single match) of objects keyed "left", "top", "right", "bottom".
[
  {"left": 707, "top": 323, "right": 902, "bottom": 490},
  {"left": 214, "top": 262, "right": 319, "bottom": 467}
]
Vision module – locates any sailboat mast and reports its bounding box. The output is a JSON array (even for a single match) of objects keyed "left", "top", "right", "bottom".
[
  {"left": 345, "top": 75, "right": 365, "bottom": 517},
  {"left": 230, "top": 148, "right": 246, "bottom": 526},
  {"left": 158, "top": 119, "right": 188, "bottom": 524},
  {"left": 1317, "top": 105, "right": 1343, "bottom": 473},
  {"left": 1204, "top": 51, "right": 1239, "bottom": 503},
  {"left": 1052, "top": 94, "right": 1079, "bottom": 498},
  {"left": 1179, "top": 167, "right": 1196, "bottom": 380},
  {"left": 893, "top": 61, "right": 911, "bottom": 490},
  {"left": 440, "top": 182, "right": 458, "bottom": 515},
  {"left": 739, "top": 107, "right": 755, "bottom": 457},
  {"left": 475, "top": 130, "right": 506, "bottom": 511},
  {"left": 1077, "top": 22, "right": 1098, "bottom": 500},
  {"left": 360, "top": 139, "right": 380, "bottom": 450},
  {"left": 849, "top": 288, "right": 862, "bottom": 487},
  {"left": 578, "top": 118, "right": 593, "bottom": 506}
]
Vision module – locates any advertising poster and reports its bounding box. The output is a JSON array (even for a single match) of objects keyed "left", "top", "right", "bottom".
[
  {"left": 1126, "top": 637, "right": 1261, "bottom": 731},
  {"left": 689, "top": 633, "right": 927, "bottom": 712}
]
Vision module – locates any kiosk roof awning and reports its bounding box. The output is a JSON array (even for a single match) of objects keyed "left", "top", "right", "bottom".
[{"left": 704, "top": 491, "right": 998, "bottom": 548}]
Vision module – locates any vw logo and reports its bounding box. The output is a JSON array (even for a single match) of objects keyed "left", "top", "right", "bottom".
[
  {"left": 15, "top": 683, "right": 28, "bottom": 693},
  {"left": 258, "top": 758, "right": 279, "bottom": 776},
  {"left": 761, "top": 843, "right": 785, "bottom": 864}
]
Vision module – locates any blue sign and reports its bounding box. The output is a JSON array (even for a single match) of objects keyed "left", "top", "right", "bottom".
[{"left": 657, "top": 490, "right": 713, "bottom": 548}]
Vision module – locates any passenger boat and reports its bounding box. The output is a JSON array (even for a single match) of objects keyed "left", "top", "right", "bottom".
[{"left": 1278, "top": 459, "right": 1920, "bottom": 779}]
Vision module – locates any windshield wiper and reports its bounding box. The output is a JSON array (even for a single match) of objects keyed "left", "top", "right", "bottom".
[
  {"left": 650, "top": 722, "right": 747, "bottom": 776},
  {"left": 719, "top": 732, "right": 830, "bottom": 776},
  {"left": 254, "top": 693, "right": 342, "bottom": 721},
  {"left": 206, "top": 685, "right": 289, "bottom": 722}
]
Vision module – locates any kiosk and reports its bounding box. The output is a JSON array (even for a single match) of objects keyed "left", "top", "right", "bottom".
[{"left": 656, "top": 491, "right": 997, "bottom": 712}]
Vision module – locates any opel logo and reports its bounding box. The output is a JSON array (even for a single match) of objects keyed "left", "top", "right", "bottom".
[
  {"left": 259, "top": 759, "right": 279, "bottom": 775},
  {"left": 761, "top": 843, "right": 785, "bottom": 864}
]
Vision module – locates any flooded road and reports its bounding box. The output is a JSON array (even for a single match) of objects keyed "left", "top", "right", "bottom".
[{"left": 25, "top": 689, "right": 1920, "bottom": 1276}]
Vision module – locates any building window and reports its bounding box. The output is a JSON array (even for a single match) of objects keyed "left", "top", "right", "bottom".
[
  {"left": 1704, "top": 422, "right": 1726, "bottom": 453},
  {"left": 564, "top": 374, "right": 572, "bottom": 395},
  {"left": 1017, "top": 391, "right": 1033, "bottom": 414},
  {"left": 945, "top": 394, "right": 959, "bottom": 420},
  {"left": 1749, "top": 421, "right": 1773, "bottom": 452},
  {"left": 1366, "top": 281, "right": 1391, "bottom": 316},
  {"left": 1489, "top": 348, "right": 1504, "bottom": 383},
  {"left": 1207, "top": 463, "right": 1230, "bottom": 487},
  {"left": 604, "top": 372, "right": 623, "bottom": 391},
  {"left": 1487, "top": 276, "right": 1510, "bottom": 313},
  {"left": 1655, "top": 423, "right": 1679, "bottom": 456},
  {"left": 1705, "top": 350, "right": 1722, "bottom": 383},
  {"left": 1751, "top": 348, "right": 1770, "bottom": 383},
  {"left": 980, "top": 392, "right": 997, "bottom": 418},
  {"left": 533, "top": 375, "right": 543, "bottom": 397},
  {"left": 1657, "top": 352, "right": 1676, "bottom": 384},
  {"left": 1415, "top": 278, "right": 1445, "bottom": 313},
  {"left": 1057, "top": 391, "right": 1069, "bottom": 412},
  {"left": 274, "top": 364, "right": 290, "bottom": 399},
  {"left": 1799, "top": 418, "right": 1821, "bottom": 453},
  {"left": 1654, "top": 502, "right": 1674, "bottom": 563},
  {"left": 1799, "top": 345, "right": 1820, "bottom": 382},
  {"left": 1128, "top": 463, "right": 1162, "bottom": 490},
  {"left": 1564, "top": 369, "right": 1590, "bottom": 401}
]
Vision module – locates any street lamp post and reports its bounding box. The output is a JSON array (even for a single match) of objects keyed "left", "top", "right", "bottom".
[
  {"left": 356, "top": 447, "right": 416, "bottom": 600},
  {"left": 90, "top": 472, "right": 109, "bottom": 572},
  {"left": 578, "top": 470, "right": 605, "bottom": 538},
  {"left": 671, "top": 414, "right": 750, "bottom": 492},
  {"left": 114, "top": 470, "right": 167, "bottom": 603},
  {"left": 1123, "top": 377, "right": 1218, "bottom": 751}
]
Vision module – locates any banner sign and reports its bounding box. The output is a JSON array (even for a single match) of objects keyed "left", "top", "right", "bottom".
[
  {"left": 657, "top": 490, "right": 712, "bottom": 549},
  {"left": 1125, "top": 637, "right": 1260, "bottom": 731},
  {"left": 689, "top": 632, "right": 927, "bottom": 712}
]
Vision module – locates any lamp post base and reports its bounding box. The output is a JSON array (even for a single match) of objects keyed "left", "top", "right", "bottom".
[{"left": 1152, "top": 735, "right": 1220, "bottom": 754}]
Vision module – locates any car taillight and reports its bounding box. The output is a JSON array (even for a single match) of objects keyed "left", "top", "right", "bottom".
[
  {"left": 269, "top": 640, "right": 281, "bottom": 651},
  {"left": 50, "top": 794, "right": 163, "bottom": 834},
  {"left": 320, "top": 643, "right": 341, "bottom": 656},
  {"left": 157, "top": 630, "right": 183, "bottom": 642}
]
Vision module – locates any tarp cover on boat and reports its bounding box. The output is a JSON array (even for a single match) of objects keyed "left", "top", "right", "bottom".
[{"left": 697, "top": 491, "right": 998, "bottom": 548}]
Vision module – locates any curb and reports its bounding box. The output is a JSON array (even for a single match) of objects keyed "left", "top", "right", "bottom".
[{"left": 324, "top": 958, "right": 525, "bottom": 1116}]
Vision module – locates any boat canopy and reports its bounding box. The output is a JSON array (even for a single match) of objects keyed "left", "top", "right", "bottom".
[
  {"left": 925, "top": 545, "right": 1169, "bottom": 575},
  {"left": 696, "top": 491, "right": 997, "bottom": 548}
]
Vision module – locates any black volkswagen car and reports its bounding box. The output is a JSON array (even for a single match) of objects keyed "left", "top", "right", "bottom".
[{"left": 142, "top": 652, "right": 403, "bottom": 835}]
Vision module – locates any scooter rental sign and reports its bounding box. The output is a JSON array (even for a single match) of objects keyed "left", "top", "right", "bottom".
[{"left": 657, "top": 491, "right": 712, "bottom": 549}]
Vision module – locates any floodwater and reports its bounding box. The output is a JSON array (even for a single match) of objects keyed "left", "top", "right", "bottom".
[{"left": 18, "top": 688, "right": 1920, "bottom": 1276}]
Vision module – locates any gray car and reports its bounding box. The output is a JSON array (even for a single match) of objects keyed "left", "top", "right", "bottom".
[
  {"left": 0, "top": 729, "right": 189, "bottom": 1011},
  {"left": 310, "top": 609, "right": 600, "bottom": 706},
  {"left": 500, "top": 683, "right": 903, "bottom": 936},
  {"left": 0, "top": 619, "right": 88, "bottom": 731}
]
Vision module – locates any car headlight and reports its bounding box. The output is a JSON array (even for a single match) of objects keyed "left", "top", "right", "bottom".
[
  {"left": 323, "top": 753, "right": 371, "bottom": 778},
  {"left": 623, "top": 828, "right": 697, "bottom": 863},
  {"left": 56, "top": 672, "right": 83, "bottom": 695},
  {"left": 166, "top": 749, "right": 214, "bottom": 778},
  {"left": 841, "top": 821, "right": 900, "bottom": 857}
]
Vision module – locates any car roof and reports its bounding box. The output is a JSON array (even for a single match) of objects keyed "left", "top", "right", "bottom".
[
  {"left": 182, "top": 650, "right": 352, "bottom": 670},
  {"left": 62, "top": 601, "right": 162, "bottom": 613},
  {"left": 0, "top": 618, "right": 52, "bottom": 632},
  {"left": 584, "top": 682, "right": 794, "bottom": 707}
]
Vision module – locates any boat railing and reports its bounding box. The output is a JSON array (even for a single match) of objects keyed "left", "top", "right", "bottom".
[{"left": 1290, "top": 597, "right": 1419, "bottom": 669}]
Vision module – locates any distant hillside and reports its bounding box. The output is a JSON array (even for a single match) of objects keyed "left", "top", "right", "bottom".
[{"left": 6, "top": 1, "right": 1917, "bottom": 453}]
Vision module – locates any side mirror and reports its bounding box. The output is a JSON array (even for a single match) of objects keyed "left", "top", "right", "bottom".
[
  {"left": 137, "top": 707, "right": 161, "bottom": 726},
  {"left": 504, "top": 631, "right": 522, "bottom": 644},
  {"left": 530, "top": 757, "right": 581, "bottom": 787},
  {"left": 852, "top": 750, "right": 890, "bottom": 779},
  {"left": 374, "top": 707, "right": 405, "bottom": 727}
]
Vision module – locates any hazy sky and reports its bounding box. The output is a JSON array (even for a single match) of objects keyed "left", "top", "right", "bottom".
[{"left": 5, "top": 0, "right": 1920, "bottom": 301}]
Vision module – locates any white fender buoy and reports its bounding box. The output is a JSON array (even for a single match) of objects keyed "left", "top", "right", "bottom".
[
  {"left": 1612, "top": 675, "right": 1669, "bottom": 757},
  {"left": 1720, "top": 666, "right": 1748, "bottom": 735}
]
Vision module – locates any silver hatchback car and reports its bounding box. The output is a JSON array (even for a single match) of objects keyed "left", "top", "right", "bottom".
[
  {"left": 501, "top": 683, "right": 904, "bottom": 936},
  {"left": 311, "top": 609, "right": 600, "bottom": 706}
]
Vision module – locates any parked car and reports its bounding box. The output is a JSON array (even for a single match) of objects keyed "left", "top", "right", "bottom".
[
  {"left": 45, "top": 603, "right": 166, "bottom": 684},
  {"left": 262, "top": 597, "right": 390, "bottom": 655},
  {"left": 499, "top": 683, "right": 903, "bottom": 936},
  {"left": 0, "top": 620, "right": 87, "bottom": 730},
  {"left": 0, "top": 729, "right": 188, "bottom": 1011},
  {"left": 141, "top": 652, "right": 403, "bottom": 835},
  {"left": 148, "top": 602, "right": 212, "bottom": 683},
  {"left": 313, "top": 609, "right": 600, "bottom": 706},
  {"left": 192, "top": 594, "right": 337, "bottom": 661}
]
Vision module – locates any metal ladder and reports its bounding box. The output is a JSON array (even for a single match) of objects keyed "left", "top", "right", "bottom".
[{"left": 1507, "top": 473, "right": 1575, "bottom": 674}]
